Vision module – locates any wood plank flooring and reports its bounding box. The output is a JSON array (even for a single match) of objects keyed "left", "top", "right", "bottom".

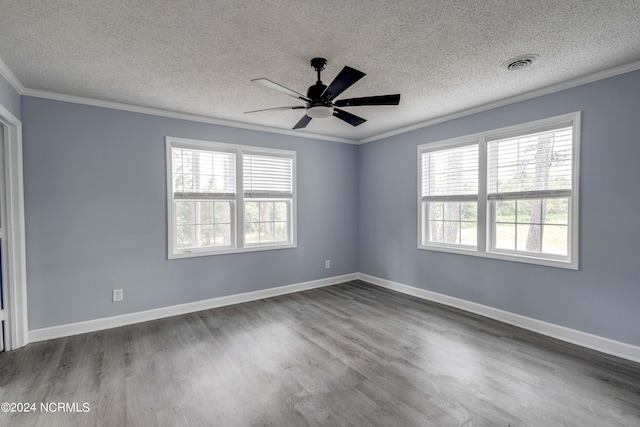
[{"left": 1, "top": 280, "right": 639, "bottom": 426}]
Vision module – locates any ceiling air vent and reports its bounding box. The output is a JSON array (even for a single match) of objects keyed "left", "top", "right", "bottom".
[{"left": 503, "top": 54, "right": 539, "bottom": 70}]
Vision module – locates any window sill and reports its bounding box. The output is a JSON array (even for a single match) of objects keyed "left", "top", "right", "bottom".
[
  {"left": 418, "top": 244, "right": 577, "bottom": 270},
  {"left": 169, "top": 242, "right": 297, "bottom": 259}
]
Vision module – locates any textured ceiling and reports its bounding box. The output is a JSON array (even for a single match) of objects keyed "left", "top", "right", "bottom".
[{"left": 1, "top": 1, "right": 639, "bottom": 141}]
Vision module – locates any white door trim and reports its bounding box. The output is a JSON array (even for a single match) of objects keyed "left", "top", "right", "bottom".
[{"left": 0, "top": 104, "right": 28, "bottom": 350}]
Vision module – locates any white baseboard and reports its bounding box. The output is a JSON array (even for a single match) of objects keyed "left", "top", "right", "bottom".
[
  {"left": 358, "top": 273, "right": 640, "bottom": 364},
  {"left": 28, "top": 273, "right": 358, "bottom": 343},
  {"left": 28, "top": 271, "right": 640, "bottom": 364}
]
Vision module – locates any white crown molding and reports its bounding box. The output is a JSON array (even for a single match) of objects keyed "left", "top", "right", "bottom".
[
  {"left": 0, "top": 57, "right": 25, "bottom": 94},
  {"left": 28, "top": 273, "right": 358, "bottom": 343},
  {"left": 358, "top": 60, "right": 640, "bottom": 144},
  {"left": 20, "top": 88, "right": 356, "bottom": 144},
  {"left": 358, "top": 273, "right": 640, "bottom": 364}
]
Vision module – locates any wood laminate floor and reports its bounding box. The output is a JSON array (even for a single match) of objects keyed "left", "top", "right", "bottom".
[{"left": 1, "top": 280, "right": 639, "bottom": 426}]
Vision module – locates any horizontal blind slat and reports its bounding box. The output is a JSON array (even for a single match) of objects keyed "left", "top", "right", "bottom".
[
  {"left": 172, "top": 147, "right": 236, "bottom": 195},
  {"left": 422, "top": 144, "right": 479, "bottom": 198},
  {"left": 422, "top": 194, "right": 478, "bottom": 202},
  {"left": 487, "top": 189, "right": 571, "bottom": 200},
  {"left": 244, "top": 192, "right": 293, "bottom": 199},
  {"left": 244, "top": 153, "right": 293, "bottom": 195},
  {"left": 174, "top": 192, "right": 236, "bottom": 200},
  {"left": 488, "top": 126, "right": 573, "bottom": 195}
]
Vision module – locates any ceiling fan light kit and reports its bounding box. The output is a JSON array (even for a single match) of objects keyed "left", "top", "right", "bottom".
[
  {"left": 246, "top": 57, "right": 401, "bottom": 130},
  {"left": 306, "top": 105, "right": 333, "bottom": 118}
]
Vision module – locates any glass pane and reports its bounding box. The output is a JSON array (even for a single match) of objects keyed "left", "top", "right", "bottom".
[
  {"left": 176, "top": 201, "right": 194, "bottom": 225},
  {"left": 516, "top": 200, "right": 533, "bottom": 223},
  {"left": 520, "top": 224, "right": 541, "bottom": 253},
  {"left": 544, "top": 198, "right": 569, "bottom": 225},
  {"left": 460, "top": 222, "right": 477, "bottom": 246},
  {"left": 274, "top": 202, "right": 287, "bottom": 221},
  {"left": 430, "top": 202, "right": 443, "bottom": 220},
  {"left": 443, "top": 221, "right": 460, "bottom": 244},
  {"left": 496, "top": 201, "right": 515, "bottom": 223},
  {"left": 245, "top": 202, "right": 259, "bottom": 223},
  {"left": 215, "top": 224, "right": 231, "bottom": 246},
  {"left": 516, "top": 224, "right": 529, "bottom": 251},
  {"left": 443, "top": 202, "right": 460, "bottom": 222},
  {"left": 245, "top": 222, "right": 259, "bottom": 243},
  {"left": 198, "top": 224, "right": 214, "bottom": 247},
  {"left": 460, "top": 202, "right": 477, "bottom": 221},
  {"left": 259, "top": 223, "right": 273, "bottom": 242},
  {"left": 542, "top": 225, "right": 568, "bottom": 255},
  {"left": 495, "top": 223, "right": 515, "bottom": 250},
  {"left": 177, "top": 225, "right": 195, "bottom": 249},
  {"left": 260, "top": 202, "right": 273, "bottom": 222},
  {"left": 274, "top": 222, "right": 288, "bottom": 242},
  {"left": 429, "top": 221, "right": 443, "bottom": 243},
  {"left": 215, "top": 202, "right": 231, "bottom": 223},
  {"left": 198, "top": 201, "right": 214, "bottom": 224}
]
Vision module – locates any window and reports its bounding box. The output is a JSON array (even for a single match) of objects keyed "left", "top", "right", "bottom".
[
  {"left": 418, "top": 112, "right": 580, "bottom": 269},
  {"left": 167, "top": 137, "right": 296, "bottom": 258}
]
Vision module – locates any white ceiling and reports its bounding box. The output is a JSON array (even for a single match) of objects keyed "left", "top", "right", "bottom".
[{"left": 1, "top": 1, "right": 639, "bottom": 142}]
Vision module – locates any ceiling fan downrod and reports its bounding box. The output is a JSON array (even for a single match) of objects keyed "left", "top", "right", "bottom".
[
  {"left": 306, "top": 58, "right": 332, "bottom": 118},
  {"left": 310, "top": 57, "right": 327, "bottom": 84}
]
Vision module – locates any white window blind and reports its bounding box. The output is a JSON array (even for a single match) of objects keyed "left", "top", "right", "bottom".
[
  {"left": 487, "top": 127, "right": 573, "bottom": 200},
  {"left": 422, "top": 144, "right": 478, "bottom": 201},
  {"left": 172, "top": 147, "right": 235, "bottom": 199},
  {"left": 243, "top": 153, "right": 293, "bottom": 198}
]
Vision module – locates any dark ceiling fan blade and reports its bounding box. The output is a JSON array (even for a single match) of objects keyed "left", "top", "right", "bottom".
[
  {"left": 244, "top": 106, "right": 306, "bottom": 114},
  {"left": 322, "top": 66, "right": 366, "bottom": 101},
  {"left": 334, "top": 94, "right": 401, "bottom": 107},
  {"left": 252, "top": 78, "right": 310, "bottom": 101},
  {"left": 293, "top": 114, "right": 312, "bottom": 129},
  {"left": 333, "top": 108, "right": 367, "bottom": 127}
]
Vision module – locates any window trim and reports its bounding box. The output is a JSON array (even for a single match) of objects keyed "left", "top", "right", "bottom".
[
  {"left": 417, "top": 112, "right": 580, "bottom": 270},
  {"left": 166, "top": 136, "right": 297, "bottom": 259}
]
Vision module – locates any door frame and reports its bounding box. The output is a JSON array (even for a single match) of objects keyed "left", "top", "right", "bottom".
[{"left": 0, "top": 103, "right": 28, "bottom": 350}]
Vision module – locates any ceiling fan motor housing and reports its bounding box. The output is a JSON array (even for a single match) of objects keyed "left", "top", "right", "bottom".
[
  {"left": 306, "top": 79, "right": 333, "bottom": 118},
  {"left": 307, "top": 83, "right": 327, "bottom": 100}
]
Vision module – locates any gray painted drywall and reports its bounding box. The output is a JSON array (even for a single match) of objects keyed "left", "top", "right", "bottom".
[
  {"left": 358, "top": 70, "right": 640, "bottom": 346},
  {"left": 0, "top": 72, "right": 20, "bottom": 120},
  {"left": 19, "top": 69, "right": 640, "bottom": 349},
  {"left": 21, "top": 97, "right": 358, "bottom": 329}
]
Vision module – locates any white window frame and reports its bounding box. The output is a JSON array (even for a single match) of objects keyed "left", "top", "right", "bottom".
[
  {"left": 166, "top": 137, "right": 297, "bottom": 259},
  {"left": 418, "top": 112, "right": 580, "bottom": 270}
]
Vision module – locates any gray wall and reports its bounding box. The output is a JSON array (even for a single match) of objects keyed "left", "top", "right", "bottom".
[
  {"left": 0, "top": 72, "right": 20, "bottom": 119},
  {"left": 22, "top": 97, "right": 358, "bottom": 329},
  {"left": 20, "top": 70, "right": 640, "bottom": 348},
  {"left": 358, "top": 70, "right": 640, "bottom": 346}
]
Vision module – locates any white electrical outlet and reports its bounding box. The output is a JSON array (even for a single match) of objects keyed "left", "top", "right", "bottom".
[
  {"left": 112, "top": 289, "right": 123, "bottom": 302},
  {"left": 325, "top": 260, "right": 331, "bottom": 269}
]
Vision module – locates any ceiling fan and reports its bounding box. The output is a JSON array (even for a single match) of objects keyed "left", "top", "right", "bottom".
[{"left": 245, "top": 58, "right": 400, "bottom": 129}]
